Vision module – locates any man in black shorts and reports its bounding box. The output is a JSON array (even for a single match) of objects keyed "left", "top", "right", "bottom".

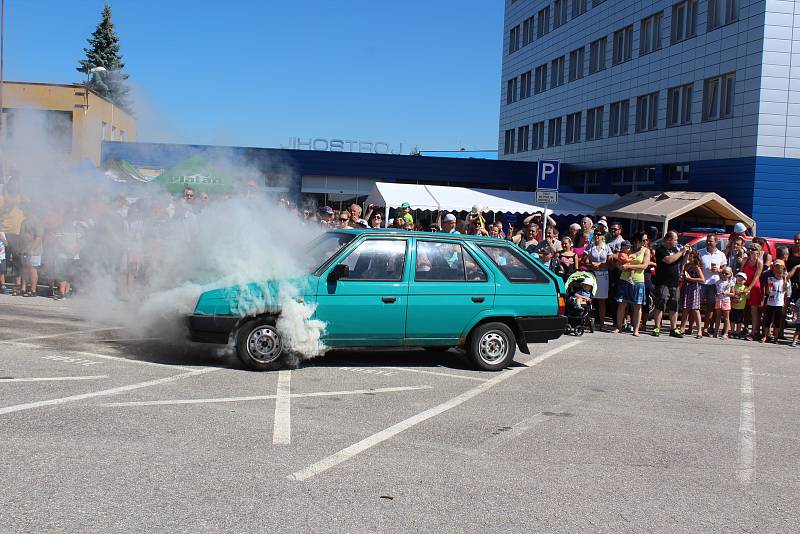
[{"left": 652, "top": 231, "right": 689, "bottom": 337}]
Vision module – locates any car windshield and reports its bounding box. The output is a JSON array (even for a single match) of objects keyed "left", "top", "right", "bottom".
[
  {"left": 678, "top": 235, "right": 694, "bottom": 246},
  {"left": 306, "top": 232, "right": 356, "bottom": 272}
]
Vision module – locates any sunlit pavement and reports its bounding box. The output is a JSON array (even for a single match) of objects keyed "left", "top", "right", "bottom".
[{"left": 1, "top": 296, "right": 798, "bottom": 532}]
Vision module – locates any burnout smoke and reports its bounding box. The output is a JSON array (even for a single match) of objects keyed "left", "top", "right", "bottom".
[{"left": 0, "top": 110, "right": 330, "bottom": 359}]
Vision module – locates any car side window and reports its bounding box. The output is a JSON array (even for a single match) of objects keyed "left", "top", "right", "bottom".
[
  {"left": 416, "top": 241, "right": 487, "bottom": 282},
  {"left": 340, "top": 239, "right": 407, "bottom": 281},
  {"left": 478, "top": 244, "right": 548, "bottom": 283}
]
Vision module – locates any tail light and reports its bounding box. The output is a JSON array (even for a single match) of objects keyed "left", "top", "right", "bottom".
[{"left": 558, "top": 294, "right": 566, "bottom": 316}]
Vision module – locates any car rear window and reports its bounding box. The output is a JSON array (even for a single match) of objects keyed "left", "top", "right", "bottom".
[{"left": 478, "top": 244, "right": 549, "bottom": 283}]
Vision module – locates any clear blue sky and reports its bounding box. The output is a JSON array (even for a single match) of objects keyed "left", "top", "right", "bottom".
[{"left": 4, "top": 0, "right": 503, "bottom": 151}]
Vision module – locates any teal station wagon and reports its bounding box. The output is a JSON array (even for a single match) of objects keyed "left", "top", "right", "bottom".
[{"left": 188, "top": 229, "right": 567, "bottom": 371}]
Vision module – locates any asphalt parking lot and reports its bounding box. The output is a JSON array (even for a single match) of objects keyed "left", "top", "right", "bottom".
[{"left": 1, "top": 296, "right": 799, "bottom": 533}]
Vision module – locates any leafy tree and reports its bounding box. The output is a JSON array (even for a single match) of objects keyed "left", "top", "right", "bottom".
[{"left": 77, "top": 3, "right": 132, "bottom": 113}]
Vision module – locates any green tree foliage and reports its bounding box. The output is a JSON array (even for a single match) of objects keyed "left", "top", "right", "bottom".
[{"left": 77, "top": 3, "right": 132, "bottom": 113}]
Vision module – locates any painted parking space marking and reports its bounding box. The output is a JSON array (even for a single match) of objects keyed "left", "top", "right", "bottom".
[
  {"left": 0, "top": 367, "right": 220, "bottom": 416},
  {"left": 100, "top": 385, "right": 433, "bottom": 407},
  {"left": 10, "top": 340, "right": 196, "bottom": 371},
  {"left": 0, "top": 327, "right": 125, "bottom": 344},
  {"left": 288, "top": 340, "right": 581, "bottom": 481},
  {"left": 273, "top": 370, "right": 292, "bottom": 445},
  {"left": 338, "top": 367, "right": 399, "bottom": 377},
  {"left": 0, "top": 375, "right": 108, "bottom": 383},
  {"left": 737, "top": 352, "right": 755, "bottom": 486},
  {"left": 42, "top": 354, "right": 103, "bottom": 366},
  {"left": 381, "top": 366, "right": 488, "bottom": 382}
]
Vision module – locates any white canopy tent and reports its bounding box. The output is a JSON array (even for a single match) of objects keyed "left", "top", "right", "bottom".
[{"left": 365, "top": 182, "right": 618, "bottom": 222}]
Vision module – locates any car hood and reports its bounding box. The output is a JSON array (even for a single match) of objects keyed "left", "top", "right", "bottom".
[{"left": 193, "top": 275, "right": 319, "bottom": 316}]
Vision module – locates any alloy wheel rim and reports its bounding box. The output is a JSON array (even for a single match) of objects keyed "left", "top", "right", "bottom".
[
  {"left": 246, "top": 326, "right": 282, "bottom": 363},
  {"left": 478, "top": 332, "right": 507, "bottom": 364}
]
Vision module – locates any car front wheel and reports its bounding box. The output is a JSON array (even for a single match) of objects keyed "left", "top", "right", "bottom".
[
  {"left": 236, "top": 318, "right": 285, "bottom": 371},
  {"left": 467, "top": 322, "right": 517, "bottom": 371}
]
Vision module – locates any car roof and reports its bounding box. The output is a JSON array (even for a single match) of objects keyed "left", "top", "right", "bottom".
[{"left": 331, "top": 228, "right": 508, "bottom": 246}]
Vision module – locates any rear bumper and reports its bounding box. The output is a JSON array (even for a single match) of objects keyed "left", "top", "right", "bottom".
[
  {"left": 515, "top": 316, "right": 568, "bottom": 344},
  {"left": 188, "top": 314, "right": 239, "bottom": 344}
]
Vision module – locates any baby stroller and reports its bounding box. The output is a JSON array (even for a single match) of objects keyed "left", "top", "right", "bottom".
[{"left": 565, "top": 271, "right": 597, "bottom": 336}]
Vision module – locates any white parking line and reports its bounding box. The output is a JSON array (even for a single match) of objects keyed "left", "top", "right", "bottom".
[
  {"left": 9, "top": 341, "right": 196, "bottom": 371},
  {"left": 288, "top": 340, "right": 582, "bottom": 481},
  {"left": 379, "top": 367, "right": 488, "bottom": 382},
  {"left": 737, "top": 352, "right": 756, "bottom": 485},
  {"left": 100, "top": 385, "right": 433, "bottom": 407},
  {"left": 0, "top": 368, "right": 219, "bottom": 416},
  {"left": 273, "top": 370, "right": 292, "bottom": 445},
  {"left": 0, "top": 327, "right": 125, "bottom": 344},
  {"left": 0, "top": 375, "right": 108, "bottom": 383}
]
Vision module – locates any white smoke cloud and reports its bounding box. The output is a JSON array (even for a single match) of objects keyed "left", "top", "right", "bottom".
[{"left": 1, "top": 108, "right": 329, "bottom": 363}]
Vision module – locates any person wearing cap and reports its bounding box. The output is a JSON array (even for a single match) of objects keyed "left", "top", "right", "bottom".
[
  {"left": 440, "top": 213, "right": 460, "bottom": 234},
  {"left": 399, "top": 202, "right": 414, "bottom": 225},
  {"left": 730, "top": 271, "right": 749, "bottom": 338},
  {"left": 318, "top": 206, "right": 335, "bottom": 226}
]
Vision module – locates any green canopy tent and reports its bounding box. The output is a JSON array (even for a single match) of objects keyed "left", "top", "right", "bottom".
[{"left": 155, "top": 155, "right": 237, "bottom": 194}]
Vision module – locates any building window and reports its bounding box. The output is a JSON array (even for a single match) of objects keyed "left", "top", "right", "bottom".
[
  {"left": 609, "top": 99, "right": 629, "bottom": 137},
  {"left": 612, "top": 25, "right": 633, "bottom": 65},
  {"left": 101, "top": 121, "right": 108, "bottom": 140},
  {"left": 537, "top": 6, "right": 551, "bottom": 37},
  {"left": 589, "top": 37, "right": 607, "bottom": 74},
  {"left": 520, "top": 70, "right": 532, "bottom": 99},
  {"left": 636, "top": 92, "right": 659, "bottom": 132},
  {"left": 640, "top": 12, "right": 663, "bottom": 56},
  {"left": 667, "top": 83, "right": 693, "bottom": 126},
  {"left": 610, "top": 167, "right": 655, "bottom": 187},
  {"left": 573, "top": 0, "right": 587, "bottom": 18},
  {"left": 585, "top": 106, "right": 603, "bottom": 141},
  {"left": 504, "top": 128, "right": 515, "bottom": 155},
  {"left": 112, "top": 126, "right": 117, "bottom": 140},
  {"left": 568, "top": 47, "right": 585, "bottom": 82},
  {"left": 532, "top": 121, "right": 545, "bottom": 150},
  {"left": 534, "top": 64, "right": 548, "bottom": 94},
  {"left": 522, "top": 16, "right": 536, "bottom": 46},
  {"left": 565, "top": 112, "right": 582, "bottom": 144},
  {"left": 551, "top": 56, "right": 565, "bottom": 89},
  {"left": 119, "top": 130, "right": 125, "bottom": 141},
  {"left": 554, "top": 0, "right": 568, "bottom": 28},
  {"left": 668, "top": 164, "right": 690, "bottom": 184},
  {"left": 703, "top": 72, "right": 735, "bottom": 121},
  {"left": 506, "top": 77, "right": 518, "bottom": 104},
  {"left": 517, "top": 125, "right": 530, "bottom": 152},
  {"left": 708, "top": 0, "right": 737, "bottom": 31},
  {"left": 547, "top": 117, "right": 562, "bottom": 147},
  {"left": 509, "top": 25, "right": 520, "bottom": 54},
  {"left": 671, "top": 0, "right": 698, "bottom": 43}
]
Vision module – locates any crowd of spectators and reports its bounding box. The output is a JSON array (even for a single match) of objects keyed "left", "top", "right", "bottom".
[{"left": 313, "top": 201, "right": 800, "bottom": 347}]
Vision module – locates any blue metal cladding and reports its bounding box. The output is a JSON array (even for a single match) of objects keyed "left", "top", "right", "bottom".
[{"left": 101, "top": 142, "right": 538, "bottom": 194}]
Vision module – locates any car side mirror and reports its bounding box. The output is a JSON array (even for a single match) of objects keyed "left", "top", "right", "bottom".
[{"left": 329, "top": 263, "right": 350, "bottom": 282}]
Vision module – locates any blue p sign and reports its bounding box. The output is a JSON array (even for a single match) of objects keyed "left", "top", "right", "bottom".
[{"left": 537, "top": 159, "right": 560, "bottom": 190}]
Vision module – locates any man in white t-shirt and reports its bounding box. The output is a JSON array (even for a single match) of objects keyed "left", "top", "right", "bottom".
[{"left": 698, "top": 234, "right": 727, "bottom": 335}]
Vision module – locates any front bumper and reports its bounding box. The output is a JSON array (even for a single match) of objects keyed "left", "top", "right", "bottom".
[
  {"left": 515, "top": 316, "right": 568, "bottom": 344},
  {"left": 188, "top": 314, "right": 239, "bottom": 344}
]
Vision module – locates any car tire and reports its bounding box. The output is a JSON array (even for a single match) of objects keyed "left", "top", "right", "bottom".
[
  {"left": 235, "top": 317, "right": 285, "bottom": 372},
  {"left": 466, "top": 322, "right": 517, "bottom": 371}
]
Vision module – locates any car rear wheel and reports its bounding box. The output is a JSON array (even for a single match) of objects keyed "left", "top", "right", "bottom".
[
  {"left": 236, "top": 318, "right": 285, "bottom": 371},
  {"left": 467, "top": 322, "right": 516, "bottom": 371}
]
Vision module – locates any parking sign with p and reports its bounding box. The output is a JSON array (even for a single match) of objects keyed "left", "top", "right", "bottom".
[{"left": 537, "top": 159, "right": 560, "bottom": 190}]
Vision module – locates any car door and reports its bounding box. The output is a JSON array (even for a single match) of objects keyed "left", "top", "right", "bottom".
[
  {"left": 405, "top": 238, "right": 495, "bottom": 342},
  {"left": 315, "top": 237, "right": 409, "bottom": 345}
]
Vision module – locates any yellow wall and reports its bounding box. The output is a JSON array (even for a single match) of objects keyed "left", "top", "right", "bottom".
[{"left": 1, "top": 81, "right": 137, "bottom": 165}]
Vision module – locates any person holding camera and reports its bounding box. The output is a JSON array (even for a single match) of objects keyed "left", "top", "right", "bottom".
[{"left": 652, "top": 231, "right": 690, "bottom": 338}]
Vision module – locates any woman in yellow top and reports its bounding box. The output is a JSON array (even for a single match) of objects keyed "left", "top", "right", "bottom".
[{"left": 613, "top": 231, "right": 652, "bottom": 336}]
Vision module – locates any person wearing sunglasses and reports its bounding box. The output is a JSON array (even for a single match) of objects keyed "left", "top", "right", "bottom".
[
  {"left": 337, "top": 210, "right": 352, "bottom": 228},
  {"left": 369, "top": 213, "right": 383, "bottom": 229}
]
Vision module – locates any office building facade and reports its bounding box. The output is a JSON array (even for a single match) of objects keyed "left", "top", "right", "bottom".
[{"left": 499, "top": 0, "right": 799, "bottom": 237}]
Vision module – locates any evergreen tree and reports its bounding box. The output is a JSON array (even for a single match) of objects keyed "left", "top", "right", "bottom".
[{"left": 77, "top": 3, "right": 132, "bottom": 113}]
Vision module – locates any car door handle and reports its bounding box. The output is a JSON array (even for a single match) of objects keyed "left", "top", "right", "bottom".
[
  {"left": 471, "top": 297, "right": 485, "bottom": 303},
  {"left": 382, "top": 297, "right": 397, "bottom": 303}
]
